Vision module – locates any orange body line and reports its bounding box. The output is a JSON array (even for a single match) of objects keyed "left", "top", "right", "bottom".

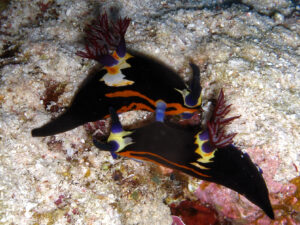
[
  {"left": 106, "top": 90, "right": 156, "bottom": 105},
  {"left": 165, "top": 103, "right": 197, "bottom": 115},
  {"left": 105, "top": 66, "right": 118, "bottom": 74},
  {"left": 118, "top": 150, "right": 210, "bottom": 178},
  {"left": 103, "top": 102, "right": 155, "bottom": 118},
  {"left": 117, "top": 103, "right": 155, "bottom": 113},
  {"left": 105, "top": 90, "right": 198, "bottom": 115}
]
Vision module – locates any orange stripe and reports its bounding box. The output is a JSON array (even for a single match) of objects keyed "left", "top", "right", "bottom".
[
  {"left": 166, "top": 103, "right": 196, "bottom": 115},
  {"left": 106, "top": 90, "right": 156, "bottom": 105},
  {"left": 103, "top": 102, "right": 154, "bottom": 119},
  {"left": 105, "top": 90, "right": 198, "bottom": 115},
  {"left": 105, "top": 66, "right": 118, "bottom": 74},
  {"left": 117, "top": 103, "right": 155, "bottom": 113},
  {"left": 118, "top": 151, "right": 210, "bottom": 178}
]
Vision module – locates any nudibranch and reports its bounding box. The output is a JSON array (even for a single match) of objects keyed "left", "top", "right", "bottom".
[
  {"left": 93, "top": 90, "right": 274, "bottom": 219},
  {"left": 31, "top": 13, "right": 202, "bottom": 137}
]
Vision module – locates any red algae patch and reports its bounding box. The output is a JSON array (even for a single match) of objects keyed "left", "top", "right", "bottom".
[
  {"left": 170, "top": 200, "right": 218, "bottom": 225},
  {"left": 41, "top": 80, "right": 67, "bottom": 113}
]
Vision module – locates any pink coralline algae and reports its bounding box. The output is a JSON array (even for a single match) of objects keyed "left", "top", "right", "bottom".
[
  {"left": 54, "top": 194, "right": 65, "bottom": 206},
  {"left": 194, "top": 147, "right": 300, "bottom": 223},
  {"left": 172, "top": 215, "right": 186, "bottom": 225}
]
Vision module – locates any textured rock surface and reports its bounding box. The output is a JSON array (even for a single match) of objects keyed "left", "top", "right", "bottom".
[{"left": 0, "top": 0, "right": 299, "bottom": 224}]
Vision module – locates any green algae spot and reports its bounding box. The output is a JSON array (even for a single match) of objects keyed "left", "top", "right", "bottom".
[
  {"left": 0, "top": 0, "right": 9, "bottom": 13},
  {"left": 101, "top": 161, "right": 111, "bottom": 170},
  {"left": 151, "top": 175, "right": 161, "bottom": 185},
  {"left": 130, "top": 191, "right": 140, "bottom": 201},
  {"left": 33, "top": 208, "right": 69, "bottom": 225}
]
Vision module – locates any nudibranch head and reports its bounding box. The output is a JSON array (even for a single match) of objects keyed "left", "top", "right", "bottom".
[
  {"left": 76, "top": 12, "right": 131, "bottom": 64},
  {"left": 198, "top": 130, "right": 215, "bottom": 154},
  {"left": 107, "top": 107, "right": 133, "bottom": 152},
  {"left": 192, "top": 89, "right": 240, "bottom": 166},
  {"left": 76, "top": 12, "right": 133, "bottom": 87},
  {"left": 92, "top": 108, "right": 133, "bottom": 159}
]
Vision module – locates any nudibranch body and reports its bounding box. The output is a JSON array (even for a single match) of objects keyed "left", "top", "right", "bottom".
[
  {"left": 93, "top": 90, "right": 274, "bottom": 220},
  {"left": 31, "top": 13, "right": 202, "bottom": 137}
]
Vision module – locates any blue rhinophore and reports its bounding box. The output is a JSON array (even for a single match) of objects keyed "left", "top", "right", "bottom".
[
  {"left": 116, "top": 38, "right": 126, "bottom": 57},
  {"left": 185, "top": 94, "right": 199, "bottom": 107},
  {"left": 109, "top": 140, "right": 120, "bottom": 152},
  {"left": 199, "top": 130, "right": 209, "bottom": 141},
  {"left": 98, "top": 55, "right": 119, "bottom": 67},
  {"left": 202, "top": 141, "right": 214, "bottom": 153}
]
